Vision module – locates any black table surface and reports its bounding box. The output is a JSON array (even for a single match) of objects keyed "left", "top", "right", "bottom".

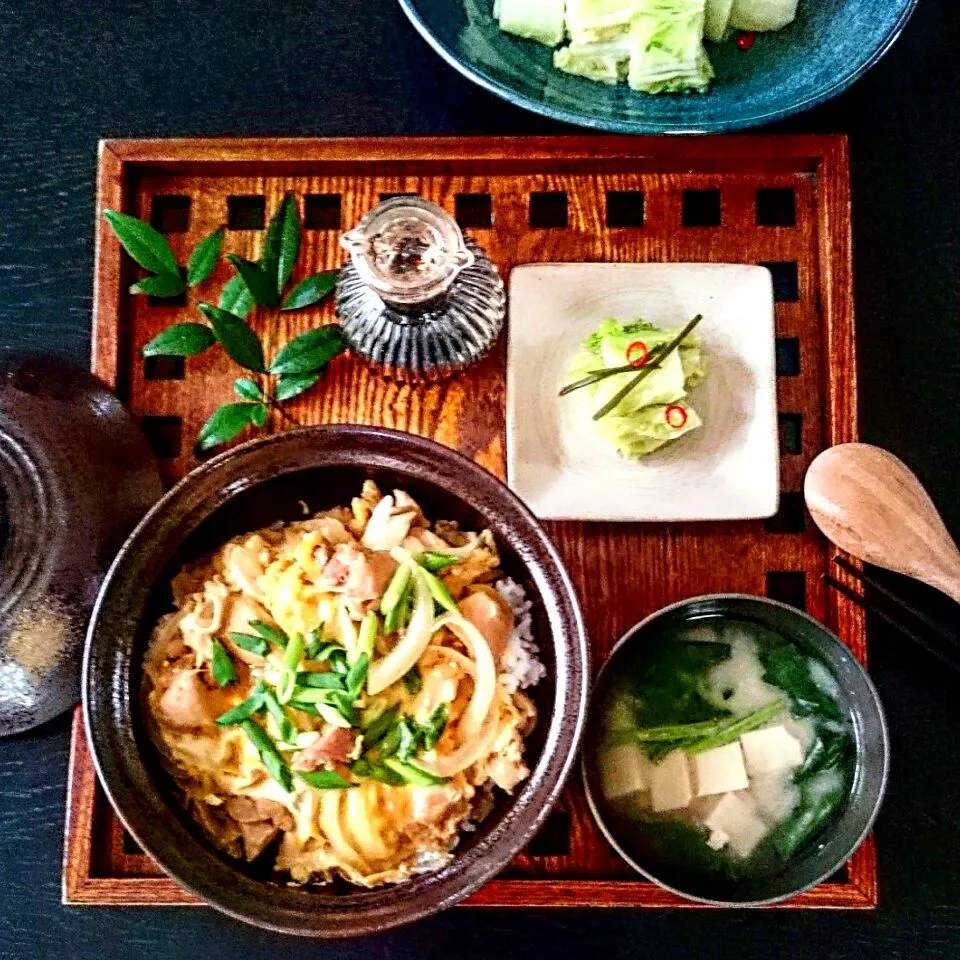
[{"left": 2, "top": 1, "right": 960, "bottom": 956}]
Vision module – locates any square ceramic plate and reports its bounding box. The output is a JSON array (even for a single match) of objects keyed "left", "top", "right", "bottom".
[{"left": 506, "top": 263, "right": 779, "bottom": 522}]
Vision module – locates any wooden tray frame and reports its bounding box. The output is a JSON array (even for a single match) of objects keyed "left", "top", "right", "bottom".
[{"left": 64, "top": 135, "right": 876, "bottom": 909}]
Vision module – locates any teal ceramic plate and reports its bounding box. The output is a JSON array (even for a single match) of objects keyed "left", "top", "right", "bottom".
[{"left": 399, "top": 0, "right": 919, "bottom": 133}]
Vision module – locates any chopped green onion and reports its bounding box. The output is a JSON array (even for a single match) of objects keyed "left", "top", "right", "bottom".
[
  {"left": 315, "top": 702, "right": 354, "bottom": 729},
  {"left": 380, "top": 564, "right": 411, "bottom": 618},
  {"left": 383, "top": 757, "right": 450, "bottom": 787},
  {"left": 346, "top": 652, "right": 369, "bottom": 698},
  {"left": 361, "top": 704, "right": 399, "bottom": 748},
  {"left": 326, "top": 690, "right": 359, "bottom": 726},
  {"left": 305, "top": 625, "right": 327, "bottom": 659},
  {"left": 329, "top": 649, "right": 349, "bottom": 675},
  {"left": 401, "top": 666, "right": 422, "bottom": 696},
  {"left": 356, "top": 612, "right": 378, "bottom": 660},
  {"left": 418, "top": 552, "right": 461, "bottom": 573},
  {"left": 249, "top": 620, "right": 288, "bottom": 646},
  {"left": 420, "top": 703, "right": 449, "bottom": 751},
  {"left": 380, "top": 717, "right": 418, "bottom": 761},
  {"left": 227, "top": 632, "right": 269, "bottom": 657},
  {"left": 288, "top": 686, "right": 338, "bottom": 704},
  {"left": 262, "top": 687, "right": 298, "bottom": 743},
  {"left": 357, "top": 758, "right": 405, "bottom": 786},
  {"left": 240, "top": 719, "right": 293, "bottom": 792},
  {"left": 215, "top": 686, "right": 266, "bottom": 726},
  {"left": 210, "top": 639, "right": 237, "bottom": 688},
  {"left": 287, "top": 699, "right": 323, "bottom": 716},
  {"left": 295, "top": 671, "right": 345, "bottom": 690},
  {"left": 420, "top": 567, "right": 458, "bottom": 613},
  {"left": 282, "top": 632, "right": 305, "bottom": 671},
  {"left": 297, "top": 769, "right": 356, "bottom": 790}
]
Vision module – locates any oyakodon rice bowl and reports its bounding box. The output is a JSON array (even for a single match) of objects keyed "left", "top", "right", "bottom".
[
  {"left": 144, "top": 480, "right": 546, "bottom": 887},
  {"left": 84, "top": 426, "right": 588, "bottom": 936}
]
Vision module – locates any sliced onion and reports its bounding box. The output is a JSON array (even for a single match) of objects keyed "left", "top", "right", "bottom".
[
  {"left": 319, "top": 790, "right": 367, "bottom": 871},
  {"left": 367, "top": 563, "right": 433, "bottom": 695},
  {"left": 417, "top": 698, "right": 502, "bottom": 779},
  {"left": 345, "top": 783, "right": 390, "bottom": 862},
  {"left": 429, "top": 613, "right": 497, "bottom": 742}
]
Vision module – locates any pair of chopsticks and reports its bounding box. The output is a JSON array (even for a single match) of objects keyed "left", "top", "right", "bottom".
[{"left": 825, "top": 555, "right": 960, "bottom": 674}]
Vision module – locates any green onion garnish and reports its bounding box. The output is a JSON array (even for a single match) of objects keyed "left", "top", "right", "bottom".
[
  {"left": 262, "top": 687, "right": 298, "bottom": 743},
  {"left": 421, "top": 567, "right": 458, "bottom": 614},
  {"left": 420, "top": 703, "right": 449, "bottom": 751},
  {"left": 401, "top": 666, "right": 422, "bottom": 696},
  {"left": 240, "top": 719, "right": 292, "bottom": 792},
  {"left": 362, "top": 705, "right": 399, "bottom": 748},
  {"left": 248, "top": 620, "right": 288, "bottom": 646},
  {"left": 418, "top": 552, "right": 461, "bottom": 573},
  {"left": 297, "top": 769, "right": 355, "bottom": 790},
  {"left": 295, "top": 672, "right": 345, "bottom": 690},
  {"left": 346, "top": 652, "right": 369, "bottom": 699},
  {"left": 383, "top": 758, "right": 449, "bottom": 787},
  {"left": 210, "top": 639, "right": 237, "bottom": 688},
  {"left": 215, "top": 684, "right": 267, "bottom": 726},
  {"left": 227, "top": 632, "right": 269, "bottom": 657}
]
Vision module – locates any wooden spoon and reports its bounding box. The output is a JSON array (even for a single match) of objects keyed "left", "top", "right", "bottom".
[{"left": 804, "top": 443, "right": 960, "bottom": 605}]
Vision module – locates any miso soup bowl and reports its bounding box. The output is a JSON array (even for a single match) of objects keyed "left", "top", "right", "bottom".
[
  {"left": 83, "top": 426, "right": 589, "bottom": 936},
  {"left": 582, "top": 594, "right": 889, "bottom": 906}
]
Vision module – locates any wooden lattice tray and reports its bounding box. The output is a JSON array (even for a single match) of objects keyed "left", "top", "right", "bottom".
[{"left": 64, "top": 135, "right": 876, "bottom": 908}]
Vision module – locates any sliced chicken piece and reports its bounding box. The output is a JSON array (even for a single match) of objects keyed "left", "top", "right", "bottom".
[
  {"left": 410, "top": 785, "right": 460, "bottom": 825},
  {"left": 321, "top": 543, "right": 398, "bottom": 609},
  {"left": 458, "top": 586, "right": 514, "bottom": 662},
  {"left": 239, "top": 820, "right": 281, "bottom": 861},
  {"left": 294, "top": 725, "right": 360, "bottom": 770},
  {"left": 158, "top": 671, "right": 221, "bottom": 729}
]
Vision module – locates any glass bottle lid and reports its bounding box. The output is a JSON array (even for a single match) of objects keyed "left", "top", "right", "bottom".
[{"left": 340, "top": 197, "right": 475, "bottom": 306}]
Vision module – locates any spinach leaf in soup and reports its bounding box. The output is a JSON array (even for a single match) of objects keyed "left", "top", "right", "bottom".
[
  {"left": 632, "top": 637, "right": 731, "bottom": 728},
  {"left": 759, "top": 642, "right": 842, "bottom": 721}
]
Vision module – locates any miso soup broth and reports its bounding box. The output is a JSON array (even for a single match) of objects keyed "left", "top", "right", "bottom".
[{"left": 590, "top": 617, "right": 856, "bottom": 885}]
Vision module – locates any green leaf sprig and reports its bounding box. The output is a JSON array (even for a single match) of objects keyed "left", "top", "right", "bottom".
[{"left": 103, "top": 193, "right": 347, "bottom": 452}]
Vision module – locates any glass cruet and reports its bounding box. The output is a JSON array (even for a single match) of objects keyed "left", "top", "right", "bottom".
[{"left": 335, "top": 197, "right": 506, "bottom": 378}]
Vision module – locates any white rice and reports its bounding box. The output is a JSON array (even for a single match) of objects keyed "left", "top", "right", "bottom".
[{"left": 494, "top": 578, "right": 546, "bottom": 692}]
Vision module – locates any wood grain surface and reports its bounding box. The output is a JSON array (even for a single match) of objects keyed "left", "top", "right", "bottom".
[
  {"left": 2, "top": 0, "right": 960, "bottom": 957},
  {"left": 64, "top": 134, "right": 874, "bottom": 909}
]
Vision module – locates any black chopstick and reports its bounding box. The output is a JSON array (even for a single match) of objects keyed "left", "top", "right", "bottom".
[{"left": 825, "top": 557, "right": 960, "bottom": 675}]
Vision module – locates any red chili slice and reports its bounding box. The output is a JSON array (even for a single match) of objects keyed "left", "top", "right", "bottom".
[
  {"left": 665, "top": 405, "right": 688, "bottom": 429},
  {"left": 736, "top": 31, "right": 756, "bottom": 51},
  {"left": 625, "top": 341, "right": 649, "bottom": 368}
]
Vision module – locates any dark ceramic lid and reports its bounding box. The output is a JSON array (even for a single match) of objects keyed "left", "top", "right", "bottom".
[{"left": 0, "top": 358, "right": 162, "bottom": 736}]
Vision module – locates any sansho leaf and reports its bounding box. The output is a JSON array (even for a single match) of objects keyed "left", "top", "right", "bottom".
[
  {"left": 103, "top": 210, "right": 180, "bottom": 277},
  {"left": 227, "top": 254, "right": 280, "bottom": 308},
  {"left": 195, "top": 402, "right": 260, "bottom": 452},
  {"left": 269, "top": 325, "right": 346, "bottom": 375},
  {"left": 219, "top": 273, "right": 255, "bottom": 320},
  {"left": 275, "top": 372, "right": 320, "bottom": 402},
  {"left": 129, "top": 272, "right": 186, "bottom": 298},
  {"left": 281, "top": 270, "right": 338, "bottom": 311},
  {"left": 233, "top": 377, "right": 262, "bottom": 401},
  {"left": 187, "top": 225, "right": 225, "bottom": 287},
  {"left": 142, "top": 323, "right": 215, "bottom": 358},
  {"left": 199, "top": 303, "right": 266, "bottom": 372},
  {"left": 263, "top": 194, "right": 301, "bottom": 296}
]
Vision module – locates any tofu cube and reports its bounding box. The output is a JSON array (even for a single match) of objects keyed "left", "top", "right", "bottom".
[
  {"left": 692, "top": 742, "right": 749, "bottom": 797},
  {"left": 600, "top": 743, "right": 651, "bottom": 800},
  {"left": 704, "top": 792, "right": 768, "bottom": 858},
  {"left": 740, "top": 725, "right": 804, "bottom": 775},
  {"left": 649, "top": 750, "right": 693, "bottom": 812},
  {"left": 707, "top": 827, "right": 730, "bottom": 851}
]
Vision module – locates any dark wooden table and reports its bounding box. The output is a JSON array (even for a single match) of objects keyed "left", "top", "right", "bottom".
[{"left": 2, "top": 1, "right": 959, "bottom": 957}]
